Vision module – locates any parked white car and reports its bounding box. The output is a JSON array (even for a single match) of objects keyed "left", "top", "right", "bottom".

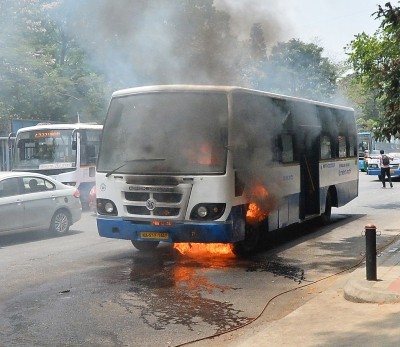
[{"left": 0, "top": 172, "right": 82, "bottom": 235}]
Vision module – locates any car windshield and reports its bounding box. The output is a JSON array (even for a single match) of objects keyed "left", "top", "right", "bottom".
[{"left": 98, "top": 91, "right": 229, "bottom": 175}]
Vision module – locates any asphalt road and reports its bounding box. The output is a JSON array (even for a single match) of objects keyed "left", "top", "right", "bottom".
[{"left": 1, "top": 172, "right": 399, "bottom": 347}]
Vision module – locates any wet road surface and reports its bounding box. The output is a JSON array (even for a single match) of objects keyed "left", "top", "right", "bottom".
[
  {"left": 0, "top": 221, "right": 317, "bottom": 347},
  {"left": 1, "top": 174, "right": 398, "bottom": 346}
]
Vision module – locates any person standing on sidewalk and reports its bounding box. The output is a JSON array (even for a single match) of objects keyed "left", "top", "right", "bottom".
[{"left": 380, "top": 149, "right": 393, "bottom": 188}]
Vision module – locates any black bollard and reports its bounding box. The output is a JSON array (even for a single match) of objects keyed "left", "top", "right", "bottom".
[{"left": 365, "top": 224, "right": 377, "bottom": 281}]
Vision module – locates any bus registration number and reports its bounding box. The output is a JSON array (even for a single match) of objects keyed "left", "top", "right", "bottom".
[{"left": 140, "top": 232, "right": 169, "bottom": 240}]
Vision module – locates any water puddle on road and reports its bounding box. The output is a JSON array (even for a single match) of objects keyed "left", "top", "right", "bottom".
[
  {"left": 102, "top": 246, "right": 306, "bottom": 334},
  {"left": 246, "top": 256, "right": 306, "bottom": 284}
]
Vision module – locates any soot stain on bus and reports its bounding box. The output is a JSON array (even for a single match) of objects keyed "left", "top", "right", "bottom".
[{"left": 230, "top": 95, "right": 323, "bottom": 221}]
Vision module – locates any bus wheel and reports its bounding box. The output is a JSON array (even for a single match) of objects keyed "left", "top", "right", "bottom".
[
  {"left": 320, "top": 192, "right": 332, "bottom": 225},
  {"left": 131, "top": 240, "right": 159, "bottom": 251},
  {"left": 231, "top": 224, "right": 260, "bottom": 257}
]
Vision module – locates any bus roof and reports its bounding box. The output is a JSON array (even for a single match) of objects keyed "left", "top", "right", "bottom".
[
  {"left": 111, "top": 85, "right": 354, "bottom": 112},
  {"left": 16, "top": 123, "right": 102, "bottom": 133}
]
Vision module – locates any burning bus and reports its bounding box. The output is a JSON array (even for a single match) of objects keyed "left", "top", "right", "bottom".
[{"left": 95, "top": 85, "right": 358, "bottom": 256}]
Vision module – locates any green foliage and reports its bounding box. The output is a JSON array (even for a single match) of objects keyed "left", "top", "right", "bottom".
[
  {"left": 0, "top": 0, "right": 108, "bottom": 126},
  {"left": 0, "top": 0, "right": 341, "bottom": 130},
  {"left": 264, "top": 39, "right": 338, "bottom": 101},
  {"left": 346, "top": 2, "right": 400, "bottom": 139}
]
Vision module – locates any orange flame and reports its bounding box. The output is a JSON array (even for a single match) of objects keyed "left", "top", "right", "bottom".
[
  {"left": 246, "top": 203, "right": 267, "bottom": 224},
  {"left": 174, "top": 243, "right": 233, "bottom": 256},
  {"left": 184, "top": 141, "right": 221, "bottom": 165},
  {"left": 198, "top": 143, "right": 212, "bottom": 165},
  {"left": 246, "top": 183, "right": 270, "bottom": 225}
]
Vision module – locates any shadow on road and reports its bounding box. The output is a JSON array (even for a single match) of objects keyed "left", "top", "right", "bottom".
[{"left": 0, "top": 228, "right": 83, "bottom": 248}]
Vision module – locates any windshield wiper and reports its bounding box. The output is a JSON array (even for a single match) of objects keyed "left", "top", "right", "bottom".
[{"left": 105, "top": 158, "right": 166, "bottom": 177}]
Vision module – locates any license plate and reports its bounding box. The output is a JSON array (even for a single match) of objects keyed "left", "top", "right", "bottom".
[{"left": 140, "top": 232, "right": 169, "bottom": 240}]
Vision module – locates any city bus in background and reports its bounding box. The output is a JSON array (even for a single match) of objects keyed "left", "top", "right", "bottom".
[
  {"left": 357, "top": 131, "right": 372, "bottom": 171},
  {"left": 358, "top": 131, "right": 400, "bottom": 178},
  {"left": 12, "top": 123, "right": 102, "bottom": 207},
  {"left": 95, "top": 85, "right": 358, "bottom": 256},
  {"left": 0, "top": 136, "right": 14, "bottom": 171}
]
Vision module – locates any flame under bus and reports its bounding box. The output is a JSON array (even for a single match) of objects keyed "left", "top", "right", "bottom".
[{"left": 96, "top": 85, "right": 358, "bottom": 256}]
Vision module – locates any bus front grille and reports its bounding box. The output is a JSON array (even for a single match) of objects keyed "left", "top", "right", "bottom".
[
  {"left": 125, "top": 192, "right": 182, "bottom": 203},
  {"left": 126, "top": 206, "right": 180, "bottom": 216},
  {"left": 123, "top": 180, "right": 192, "bottom": 219}
]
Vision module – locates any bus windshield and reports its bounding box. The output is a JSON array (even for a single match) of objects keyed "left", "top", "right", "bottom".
[
  {"left": 98, "top": 92, "right": 229, "bottom": 175},
  {"left": 14, "top": 129, "right": 77, "bottom": 170}
]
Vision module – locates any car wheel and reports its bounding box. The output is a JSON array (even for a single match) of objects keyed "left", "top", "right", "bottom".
[
  {"left": 131, "top": 240, "right": 159, "bottom": 251},
  {"left": 50, "top": 210, "right": 71, "bottom": 235}
]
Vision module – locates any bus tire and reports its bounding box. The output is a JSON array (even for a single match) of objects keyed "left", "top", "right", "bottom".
[
  {"left": 131, "top": 240, "right": 159, "bottom": 251},
  {"left": 50, "top": 209, "right": 71, "bottom": 235},
  {"left": 231, "top": 223, "right": 260, "bottom": 257},
  {"left": 320, "top": 192, "right": 332, "bottom": 225}
]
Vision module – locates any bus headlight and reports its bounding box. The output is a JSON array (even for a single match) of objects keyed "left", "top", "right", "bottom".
[
  {"left": 197, "top": 206, "right": 208, "bottom": 218},
  {"left": 190, "top": 203, "right": 226, "bottom": 220},
  {"left": 96, "top": 199, "right": 118, "bottom": 216},
  {"left": 105, "top": 202, "right": 114, "bottom": 213}
]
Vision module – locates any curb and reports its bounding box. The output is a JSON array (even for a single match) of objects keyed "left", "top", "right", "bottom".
[
  {"left": 343, "top": 276, "right": 400, "bottom": 304},
  {"left": 343, "top": 269, "right": 400, "bottom": 304}
]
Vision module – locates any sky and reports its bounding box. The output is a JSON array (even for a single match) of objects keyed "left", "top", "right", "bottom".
[{"left": 215, "top": 0, "right": 383, "bottom": 62}]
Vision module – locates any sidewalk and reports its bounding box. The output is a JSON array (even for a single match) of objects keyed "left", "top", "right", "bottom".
[
  {"left": 229, "top": 239, "right": 400, "bottom": 347},
  {"left": 343, "top": 239, "right": 400, "bottom": 304}
]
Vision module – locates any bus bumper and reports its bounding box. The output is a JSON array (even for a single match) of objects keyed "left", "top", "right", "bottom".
[{"left": 96, "top": 216, "right": 242, "bottom": 243}]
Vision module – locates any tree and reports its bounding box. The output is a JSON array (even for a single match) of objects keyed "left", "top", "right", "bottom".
[
  {"left": 51, "top": 0, "right": 243, "bottom": 86},
  {"left": 339, "top": 72, "right": 382, "bottom": 131},
  {"left": 264, "top": 39, "right": 338, "bottom": 102},
  {"left": 0, "top": 0, "right": 109, "bottom": 125},
  {"left": 346, "top": 2, "right": 400, "bottom": 139},
  {"left": 249, "top": 23, "right": 267, "bottom": 61}
]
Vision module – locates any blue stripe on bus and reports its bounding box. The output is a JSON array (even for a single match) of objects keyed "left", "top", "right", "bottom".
[
  {"left": 96, "top": 215, "right": 241, "bottom": 243},
  {"left": 368, "top": 168, "right": 400, "bottom": 176},
  {"left": 367, "top": 168, "right": 380, "bottom": 175}
]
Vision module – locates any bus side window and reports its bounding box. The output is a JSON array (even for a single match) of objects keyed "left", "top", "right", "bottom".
[
  {"left": 86, "top": 145, "right": 97, "bottom": 164},
  {"left": 321, "top": 135, "right": 332, "bottom": 160},
  {"left": 338, "top": 135, "right": 347, "bottom": 158},
  {"left": 281, "top": 134, "right": 294, "bottom": 163},
  {"left": 272, "top": 137, "right": 281, "bottom": 163},
  {"left": 349, "top": 135, "right": 356, "bottom": 157}
]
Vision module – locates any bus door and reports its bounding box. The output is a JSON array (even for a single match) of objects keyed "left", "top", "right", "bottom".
[{"left": 299, "top": 128, "right": 320, "bottom": 219}]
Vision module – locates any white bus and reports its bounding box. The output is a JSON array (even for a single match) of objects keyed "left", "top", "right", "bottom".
[
  {"left": 96, "top": 85, "right": 358, "bottom": 255},
  {"left": 12, "top": 123, "right": 102, "bottom": 207},
  {"left": 0, "top": 136, "right": 14, "bottom": 171}
]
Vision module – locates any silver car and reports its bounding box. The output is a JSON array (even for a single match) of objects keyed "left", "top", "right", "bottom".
[{"left": 0, "top": 172, "right": 82, "bottom": 235}]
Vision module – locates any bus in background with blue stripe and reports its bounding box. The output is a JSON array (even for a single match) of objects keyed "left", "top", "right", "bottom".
[
  {"left": 358, "top": 131, "right": 400, "bottom": 177},
  {"left": 12, "top": 123, "right": 102, "bottom": 208},
  {"left": 95, "top": 85, "right": 359, "bottom": 256}
]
